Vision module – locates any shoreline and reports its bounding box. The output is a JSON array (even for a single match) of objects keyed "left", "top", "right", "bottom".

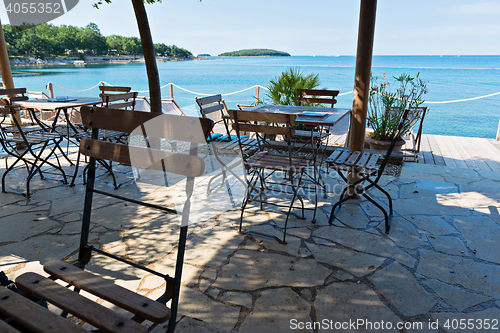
[{"left": 9, "top": 56, "right": 209, "bottom": 67}]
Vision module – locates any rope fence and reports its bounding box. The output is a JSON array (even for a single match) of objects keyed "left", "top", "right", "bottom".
[{"left": 47, "top": 81, "right": 500, "bottom": 104}]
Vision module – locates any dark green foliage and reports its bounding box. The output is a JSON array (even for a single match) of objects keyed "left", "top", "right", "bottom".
[
  {"left": 2, "top": 23, "right": 192, "bottom": 58},
  {"left": 218, "top": 49, "right": 290, "bottom": 57},
  {"left": 266, "top": 67, "right": 320, "bottom": 106}
]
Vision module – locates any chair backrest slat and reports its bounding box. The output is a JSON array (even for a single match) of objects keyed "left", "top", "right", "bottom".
[
  {"left": 99, "top": 86, "right": 131, "bottom": 93},
  {"left": 80, "top": 139, "right": 205, "bottom": 177},
  {"left": 81, "top": 106, "right": 212, "bottom": 143},
  {"left": 233, "top": 123, "right": 292, "bottom": 136},
  {"left": 101, "top": 92, "right": 138, "bottom": 103},
  {"left": 197, "top": 94, "right": 222, "bottom": 105},
  {"left": 0, "top": 88, "right": 27, "bottom": 96},
  {"left": 3, "top": 96, "right": 28, "bottom": 102},
  {"left": 296, "top": 89, "right": 339, "bottom": 107},
  {"left": 229, "top": 110, "right": 296, "bottom": 137},
  {"left": 199, "top": 103, "right": 225, "bottom": 115},
  {"left": 105, "top": 101, "right": 135, "bottom": 109}
]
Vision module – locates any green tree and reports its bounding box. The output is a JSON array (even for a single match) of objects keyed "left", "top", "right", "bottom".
[
  {"left": 57, "top": 25, "right": 81, "bottom": 55},
  {"left": 94, "top": 0, "right": 162, "bottom": 114},
  {"left": 78, "top": 23, "right": 107, "bottom": 54},
  {"left": 107, "top": 35, "right": 124, "bottom": 54},
  {"left": 154, "top": 42, "right": 170, "bottom": 56},
  {"left": 123, "top": 37, "right": 142, "bottom": 55}
]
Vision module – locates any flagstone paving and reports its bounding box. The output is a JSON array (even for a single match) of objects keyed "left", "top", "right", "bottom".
[{"left": 1, "top": 152, "right": 500, "bottom": 332}]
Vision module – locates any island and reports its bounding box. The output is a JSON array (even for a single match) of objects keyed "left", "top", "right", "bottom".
[{"left": 218, "top": 49, "right": 291, "bottom": 57}]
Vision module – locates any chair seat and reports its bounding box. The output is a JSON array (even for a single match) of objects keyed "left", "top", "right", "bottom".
[
  {"left": 73, "top": 129, "right": 125, "bottom": 140},
  {"left": 326, "top": 148, "right": 380, "bottom": 169},
  {"left": 4, "top": 132, "right": 63, "bottom": 145},
  {"left": 15, "top": 272, "right": 149, "bottom": 333},
  {"left": 0, "top": 287, "right": 88, "bottom": 333},
  {"left": 246, "top": 151, "right": 313, "bottom": 172}
]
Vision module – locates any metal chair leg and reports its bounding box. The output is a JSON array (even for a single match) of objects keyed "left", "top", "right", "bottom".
[{"left": 362, "top": 192, "right": 391, "bottom": 233}]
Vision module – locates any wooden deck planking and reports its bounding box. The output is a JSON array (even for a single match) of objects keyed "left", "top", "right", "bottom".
[
  {"left": 425, "top": 134, "right": 446, "bottom": 166},
  {"left": 456, "top": 137, "right": 493, "bottom": 171},
  {"left": 416, "top": 134, "right": 500, "bottom": 171},
  {"left": 419, "top": 134, "right": 435, "bottom": 165},
  {"left": 433, "top": 135, "right": 459, "bottom": 168},
  {"left": 467, "top": 137, "right": 500, "bottom": 172},
  {"left": 440, "top": 135, "right": 469, "bottom": 169},
  {"left": 449, "top": 136, "right": 480, "bottom": 170}
]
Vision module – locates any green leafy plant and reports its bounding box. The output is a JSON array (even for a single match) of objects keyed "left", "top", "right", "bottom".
[
  {"left": 266, "top": 67, "right": 320, "bottom": 106},
  {"left": 367, "top": 73, "right": 428, "bottom": 141}
]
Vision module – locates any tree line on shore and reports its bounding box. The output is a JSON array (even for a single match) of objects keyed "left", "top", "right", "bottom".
[{"left": 3, "top": 23, "right": 193, "bottom": 59}]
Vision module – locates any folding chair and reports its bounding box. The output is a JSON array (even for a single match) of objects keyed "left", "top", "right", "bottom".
[
  {"left": 229, "top": 109, "right": 318, "bottom": 244},
  {"left": 99, "top": 85, "right": 138, "bottom": 110},
  {"left": 402, "top": 106, "right": 428, "bottom": 162},
  {"left": 0, "top": 106, "right": 214, "bottom": 333},
  {"left": 326, "top": 107, "right": 412, "bottom": 233},
  {"left": 196, "top": 94, "right": 250, "bottom": 195},
  {"left": 70, "top": 86, "right": 138, "bottom": 188},
  {"left": 0, "top": 88, "right": 68, "bottom": 197}
]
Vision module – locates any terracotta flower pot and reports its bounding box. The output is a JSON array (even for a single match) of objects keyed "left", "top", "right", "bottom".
[{"left": 366, "top": 136, "right": 405, "bottom": 152}]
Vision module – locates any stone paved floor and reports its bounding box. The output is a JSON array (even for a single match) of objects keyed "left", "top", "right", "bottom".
[{"left": 1, "top": 147, "right": 500, "bottom": 332}]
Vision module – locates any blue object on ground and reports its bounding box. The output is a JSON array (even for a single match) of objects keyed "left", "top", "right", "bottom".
[{"left": 206, "top": 133, "right": 223, "bottom": 142}]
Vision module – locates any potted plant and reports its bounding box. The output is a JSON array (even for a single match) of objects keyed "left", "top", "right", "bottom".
[{"left": 366, "top": 73, "right": 428, "bottom": 151}]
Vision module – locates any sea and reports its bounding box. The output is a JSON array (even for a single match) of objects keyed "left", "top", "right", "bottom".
[{"left": 10, "top": 55, "right": 500, "bottom": 139}]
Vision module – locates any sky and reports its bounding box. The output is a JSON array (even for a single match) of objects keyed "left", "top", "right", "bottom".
[{"left": 1, "top": 0, "right": 500, "bottom": 56}]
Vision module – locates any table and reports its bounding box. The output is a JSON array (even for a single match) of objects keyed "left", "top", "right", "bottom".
[
  {"left": 13, "top": 97, "right": 102, "bottom": 133},
  {"left": 246, "top": 104, "right": 351, "bottom": 127}
]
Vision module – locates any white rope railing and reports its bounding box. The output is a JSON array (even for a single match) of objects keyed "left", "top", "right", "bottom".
[
  {"left": 51, "top": 81, "right": 103, "bottom": 92},
  {"left": 425, "top": 91, "right": 500, "bottom": 104},
  {"left": 49, "top": 81, "right": 500, "bottom": 104},
  {"left": 372, "top": 90, "right": 500, "bottom": 105},
  {"left": 339, "top": 91, "right": 353, "bottom": 96}
]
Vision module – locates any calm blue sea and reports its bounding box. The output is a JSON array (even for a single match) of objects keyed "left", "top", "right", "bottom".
[{"left": 11, "top": 55, "right": 500, "bottom": 139}]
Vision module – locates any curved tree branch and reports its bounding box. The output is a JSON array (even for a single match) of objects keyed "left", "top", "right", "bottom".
[{"left": 130, "top": 0, "right": 161, "bottom": 113}]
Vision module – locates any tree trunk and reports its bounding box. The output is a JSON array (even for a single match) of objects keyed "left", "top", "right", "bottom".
[{"left": 131, "top": 0, "right": 161, "bottom": 114}]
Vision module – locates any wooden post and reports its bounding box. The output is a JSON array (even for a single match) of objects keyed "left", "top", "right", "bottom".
[
  {"left": 255, "top": 85, "right": 260, "bottom": 105},
  {"left": 47, "top": 82, "right": 54, "bottom": 98},
  {"left": 348, "top": 0, "right": 377, "bottom": 187},
  {"left": 0, "top": 20, "right": 21, "bottom": 125},
  {"left": 497, "top": 118, "right": 500, "bottom": 140},
  {"left": 169, "top": 83, "right": 173, "bottom": 99}
]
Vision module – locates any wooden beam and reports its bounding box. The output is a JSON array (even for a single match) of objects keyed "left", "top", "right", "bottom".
[{"left": 348, "top": 0, "right": 377, "bottom": 186}]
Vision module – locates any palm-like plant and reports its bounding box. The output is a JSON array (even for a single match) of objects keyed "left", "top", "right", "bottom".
[{"left": 266, "top": 67, "right": 320, "bottom": 105}]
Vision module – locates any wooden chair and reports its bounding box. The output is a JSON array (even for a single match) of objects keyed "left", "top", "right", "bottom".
[
  {"left": 296, "top": 88, "right": 339, "bottom": 107},
  {"left": 402, "top": 106, "right": 428, "bottom": 162},
  {"left": 69, "top": 87, "right": 138, "bottom": 188},
  {"left": 0, "top": 106, "right": 214, "bottom": 333},
  {"left": 326, "top": 107, "right": 412, "bottom": 233},
  {"left": 0, "top": 88, "right": 68, "bottom": 197},
  {"left": 229, "top": 110, "right": 318, "bottom": 244},
  {"left": 99, "top": 85, "right": 138, "bottom": 110},
  {"left": 196, "top": 95, "right": 250, "bottom": 194}
]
